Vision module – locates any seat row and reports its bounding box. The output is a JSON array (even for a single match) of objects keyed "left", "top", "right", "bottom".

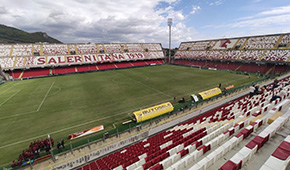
[
  {"left": 8, "top": 60, "right": 164, "bottom": 79},
  {"left": 0, "top": 43, "right": 163, "bottom": 57}
]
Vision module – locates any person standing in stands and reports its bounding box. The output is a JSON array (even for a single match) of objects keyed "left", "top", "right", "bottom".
[
  {"left": 270, "top": 88, "right": 287, "bottom": 102},
  {"left": 272, "top": 79, "right": 279, "bottom": 90},
  {"left": 249, "top": 85, "right": 255, "bottom": 97}
]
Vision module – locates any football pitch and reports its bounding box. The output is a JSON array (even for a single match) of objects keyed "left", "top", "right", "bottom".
[{"left": 0, "top": 65, "right": 261, "bottom": 165}]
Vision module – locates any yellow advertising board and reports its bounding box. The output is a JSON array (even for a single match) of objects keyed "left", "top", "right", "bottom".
[
  {"left": 133, "top": 102, "right": 174, "bottom": 123},
  {"left": 198, "top": 87, "right": 222, "bottom": 100}
]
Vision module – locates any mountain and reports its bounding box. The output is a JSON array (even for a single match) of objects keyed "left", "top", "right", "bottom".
[{"left": 0, "top": 24, "right": 62, "bottom": 43}]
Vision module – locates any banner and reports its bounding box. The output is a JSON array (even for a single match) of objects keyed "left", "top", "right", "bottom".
[
  {"left": 133, "top": 102, "right": 174, "bottom": 123},
  {"left": 1, "top": 52, "right": 159, "bottom": 69},
  {"left": 198, "top": 87, "right": 222, "bottom": 100},
  {"left": 68, "top": 125, "right": 104, "bottom": 140}
]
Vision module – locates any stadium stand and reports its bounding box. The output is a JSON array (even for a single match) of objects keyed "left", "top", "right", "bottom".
[
  {"left": 11, "top": 44, "right": 33, "bottom": 56},
  {"left": 173, "top": 33, "right": 290, "bottom": 75},
  {"left": 42, "top": 44, "right": 69, "bottom": 55},
  {"left": 76, "top": 44, "right": 99, "bottom": 54},
  {"left": 0, "top": 43, "right": 164, "bottom": 79},
  {"left": 0, "top": 44, "right": 12, "bottom": 57}
]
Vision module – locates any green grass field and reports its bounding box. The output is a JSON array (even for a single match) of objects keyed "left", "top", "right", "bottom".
[{"left": 0, "top": 65, "right": 261, "bottom": 166}]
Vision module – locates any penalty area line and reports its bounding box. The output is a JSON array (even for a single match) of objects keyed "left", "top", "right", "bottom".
[
  {"left": 0, "top": 90, "right": 20, "bottom": 107},
  {"left": 37, "top": 81, "right": 55, "bottom": 111}
]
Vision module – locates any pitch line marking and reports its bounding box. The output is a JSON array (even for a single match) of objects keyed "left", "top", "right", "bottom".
[
  {"left": 0, "top": 111, "right": 129, "bottom": 149},
  {"left": 0, "top": 110, "right": 38, "bottom": 120},
  {"left": 0, "top": 90, "right": 20, "bottom": 107},
  {"left": 0, "top": 84, "right": 17, "bottom": 95},
  {"left": 121, "top": 74, "right": 173, "bottom": 98},
  {"left": 37, "top": 81, "right": 55, "bottom": 111}
]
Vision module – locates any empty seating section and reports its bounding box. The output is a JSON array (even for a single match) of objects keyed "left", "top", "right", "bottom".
[
  {"left": 131, "top": 61, "right": 148, "bottom": 67},
  {"left": 115, "top": 62, "right": 132, "bottom": 68},
  {"left": 76, "top": 65, "right": 97, "bottom": 72},
  {"left": 0, "top": 43, "right": 162, "bottom": 58},
  {"left": 196, "top": 51, "right": 210, "bottom": 59},
  {"left": 262, "top": 50, "right": 290, "bottom": 62},
  {"left": 239, "top": 50, "right": 264, "bottom": 61},
  {"left": 208, "top": 51, "right": 224, "bottom": 59},
  {"left": 236, "top": 38, "right": 246, "bottom": 49},
  {"left": 260, "top": 133, "right": 290, "bottom": 170},
  {"left": 76, "top": 44, "right": 99, "bottom": 54},
  {"left": 237, "top": 63, "right": 272, "bottom": 74},
  {"left": 97, "top": 63, "right": 116, "bottom": 70},
  {"left": 104, "top": 44, "right": 123, "bottom": 53},
  {"left": 144, "top": 52, "right": 164, "bottom": 59},
  {"left": 33, "top": 44, "right": 41, "bottom": 54},
  {"left": 52, "top": 66, "right": 76, "bottom": 74},
  {"left": 179, "top": 42, "right": 194, "bottom": 51},
  {"left": 126, "top": 44, "right": 144, "bottom": 52},
  {"left": 12, "top": 44, "right": 33, "bottom": 56},
  {"left": 191, "top": 41, "right": 213, "bottom": 50},
  {"left": 280, "top": 34, "right": 290, "bottom": 45},
  {"left": 75, "top": 77, "right": 290, "bottom": 170},
  {"left": 142, "top": 44, "right": 157, "bottom": 51},
  {"left": 244, "top": 35, "right": 279, "bottom": 49},
  {"left": 221, "top": 50, "right": 242, "bottom": 60},
  {"left": 174, "top": 33, "right": 290, "bottom": 65},
  {"left": 21, "top": 68, "right": 50, "bottom": 78},
  {"left": 42, "top": 44, "right": 69, "bottom": 55},
  {"left": 0, "top": 44, "right": 12, "bottom": 57},
  {"left": 8, "top": 70, "right": 22, "bottom": 79}
]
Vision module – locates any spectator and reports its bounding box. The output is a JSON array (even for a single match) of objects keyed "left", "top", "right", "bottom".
[
  {"left": 249, "top": 85, "right": 255, "bottom": 97},
  {"left": 61, "top": 139, "right": 65, "bottom": 148},
  {"left": 270, "top": 88, "right": 287, "bottom": 102},
  {"left": 50, "top": 137, "right": 54, "bottom": 147},
  {"left": 271, "top": 79, "right": 279, "bottom": 90},
  {"left": 11, "top": 160, "right": 16, "bottom": 168},
  {"left": 258, "top": 86, "right": 266, "bottom": 94},
  {"left": 57, "top": 142, "right": 61, "bottom": 153},
  {"left": 254, "top": 85, "right": 259, "bottom": 95}
]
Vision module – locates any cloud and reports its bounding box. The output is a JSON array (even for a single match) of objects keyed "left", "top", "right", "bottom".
[
  {"left": 258, "top": 5, "right": 290, "bottom": 16},
  {"left": 205, "top": 5, "right": 290, "bottom": 29},
  {"left": 209, "top": 0, "right": 224, "bottom": 6},
  {"left": 190, "top": 5, "right": 201, "bottom": 14},
  {"left": 0, "top": 0, "right": 198, "bottom": 47},
  {"left": 0, "top": 6, "right": 8, "bottom": 14}
]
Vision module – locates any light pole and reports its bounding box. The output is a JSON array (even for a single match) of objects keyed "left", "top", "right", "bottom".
[{"left": 168, "top": 18, "right": 173, "bottom": 64}]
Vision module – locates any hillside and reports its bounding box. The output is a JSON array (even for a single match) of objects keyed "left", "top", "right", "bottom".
[{"left": 0, "top": 24, "right": 61, "bottom": 43}]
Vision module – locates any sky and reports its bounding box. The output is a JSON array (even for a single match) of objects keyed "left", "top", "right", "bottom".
[{"left": 1, "top": 0, "right": 290, "bottom": 48}]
